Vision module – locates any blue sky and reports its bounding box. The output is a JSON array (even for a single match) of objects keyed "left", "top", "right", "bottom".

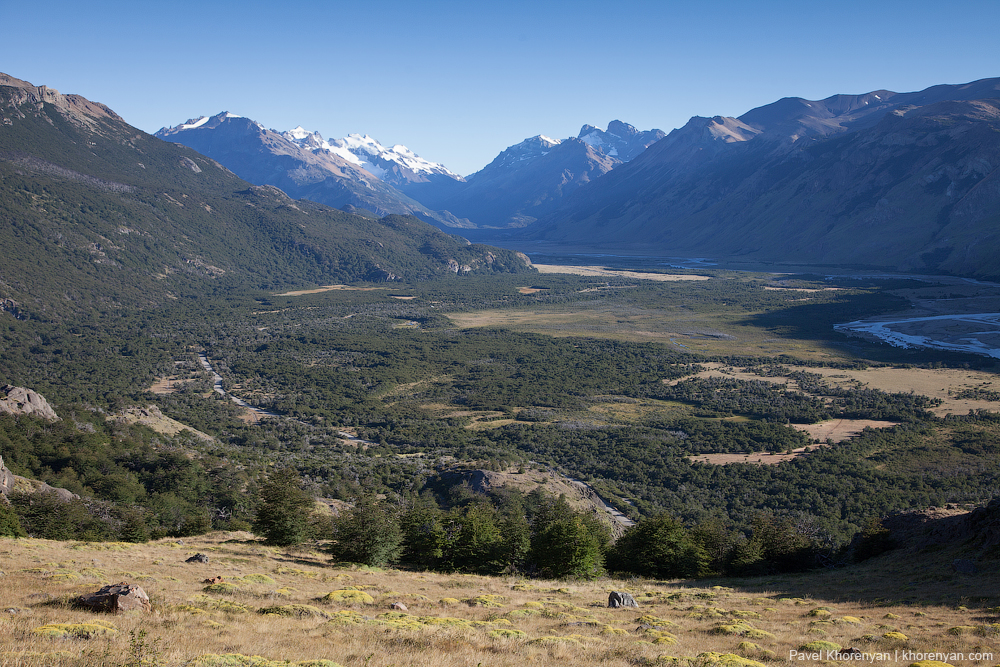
[{"left": 4, "top": 0, "right": 999, "bottom": 176}]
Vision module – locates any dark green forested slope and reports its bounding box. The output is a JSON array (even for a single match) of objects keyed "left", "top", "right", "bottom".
[{"left": 0, "top": 78, "right": 531, "bottom": 320}]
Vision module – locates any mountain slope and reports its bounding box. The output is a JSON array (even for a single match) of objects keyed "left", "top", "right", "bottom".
[
  {"left": 155, "top": 113, "right": 472, "bottom": 229},
  {"left": 528, "top": 78, "right": 1000, "bottom": 277},
  {"left": 0, "top": 74, "right": 532, "bottom": 319}
]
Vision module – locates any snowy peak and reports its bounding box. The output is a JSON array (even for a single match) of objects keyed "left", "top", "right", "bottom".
[
  {"left": 576, "top": 120, "right": 665, "bottom": 161},
  {"left": 480, "top": 134, "right": 563, "bottom": 173},
  {"left": 157, "top": 111, "right": 262, "bottom": 137},
  {"left": 282, "top": 129, "right": 462, "bottom": 185}
]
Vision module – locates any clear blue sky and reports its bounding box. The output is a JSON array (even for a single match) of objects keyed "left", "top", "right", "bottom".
[{"left": 4, "top": 0, "right": 999, "bottom": 176}]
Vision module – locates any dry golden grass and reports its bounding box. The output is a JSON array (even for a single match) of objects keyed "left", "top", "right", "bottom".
[
  {"left": 148, "top": 377, "right": 192, "bottom": 395},
  {"left": 688, "top": 448, "right": 826, "bottom": 466},
  {"left": 1, "top": 533, "right": 997, "bottom": 667},
  {"left": 112, "top": 407, "right": 216, "bottom": 442},
  {"left": 794, "top": 419, "right": 900, "bottom": 442}
]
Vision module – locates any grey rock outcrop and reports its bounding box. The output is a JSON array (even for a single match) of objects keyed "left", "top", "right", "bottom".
[
  {"left": 0, "top": 456, "right": 14, "bottom": 498},
  {"left": 0, "top": 385, "right": 58, "bottom": 421},
  {"left": 77, "top": 582, "right": 152, "bottom": 614},
  {"left": 608, "top": 591, "right": 639, "bottom": 608}
]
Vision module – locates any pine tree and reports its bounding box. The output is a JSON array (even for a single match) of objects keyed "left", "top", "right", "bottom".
[
  {"left": 252, "top": 468, "right": 315, "bottom": 547},
  {"left": 329, "top": 498, "right": 403, "bottom": 567}
]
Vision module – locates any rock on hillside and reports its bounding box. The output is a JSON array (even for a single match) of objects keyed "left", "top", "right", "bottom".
[
  {"left": 882, "top": 498, "right": 1000, "bottom": 557},
  {"left": 0, "top": 385, "right": 58, "bottom": 420}
]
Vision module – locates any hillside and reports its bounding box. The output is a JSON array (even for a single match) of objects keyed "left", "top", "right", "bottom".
[
  {"left": 525, "top": 78, "right": 1000, "bottom": 278},
  {"left": 0, "top": 74, "right": 532, "bottom": 319},
  {"left": 0, "top": 521, "right": 997, "bottom": 667}
]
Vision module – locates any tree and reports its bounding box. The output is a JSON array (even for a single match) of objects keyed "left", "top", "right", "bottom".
[
  {"left": 529, "top": 495, "right": 606, "bottom": 579},
  {"left": 0, "top": 500, "right": 26, "bottom": 538},
  {"left": 400, "top": 494, "right": 446, "bottom": 569},
  {"left": 608, "top": 513, "right": 707, "bottom": 578},
  {"left": 531, "top": 514, "right": 605, "bottom": 579},
  {"left": 252, "top": 468, "right": 315, "bottom": 546},
  {"left": 329, "top": 498, "right": 403, "bottom": 567},
  {"left": 441, "top": 501, "right": 505, "bottom": 574}
]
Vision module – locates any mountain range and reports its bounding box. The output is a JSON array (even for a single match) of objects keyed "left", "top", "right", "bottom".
[
  {"left": 0, "top": 73, "right": 531, "bottom": 318},
  {"left": 154, "top": 77, "right": 1000, "bottom": 278},
  {"left": 5, "top": 70, "right": 1000, "bottom": 284},
  {"left": 156, "top": 116, "right": 664, "bottom": 232}
]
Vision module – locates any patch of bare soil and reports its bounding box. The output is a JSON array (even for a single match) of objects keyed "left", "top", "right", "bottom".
[
  {"left": 794, "top": 418, "right": 899, "bottom": 442},
  {"left": 274, "top": 285, "right": 384, "bottom": 296},
  {"left": 689, "top": 445, "right": 827, "bottom": 466},
  {"left": 533, "top": 264, "right": 711, "bottom": 281},
  {"left": 517, "top": 286, "right": 548, "bottom": 294},
  {"left": 148, "top": 376, "right": 193, "bottom": 394}
]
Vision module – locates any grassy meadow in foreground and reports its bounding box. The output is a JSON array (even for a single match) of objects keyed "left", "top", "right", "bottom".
[{"left": 1, "top": 532, "right": 998, "bottom": 667}]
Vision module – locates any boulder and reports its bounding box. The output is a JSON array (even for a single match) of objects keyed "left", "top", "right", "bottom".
[
  {"left": 77, "top": 582, "right": 151, "bottom": 614},
  {"left": 608, "top": 591, "right": 639, "bottom": 608},
  {"left": 390, "top": 602, "right": 408, "bottom": 611},
  {"left": 186, "top": 553, "right": 209, "bottom": 563},
  {"left": 203, "top": 576, "right": 225, "bottom": 584},
  {"left": 0, "top": 385, "right": 59, "bottom": 421}
]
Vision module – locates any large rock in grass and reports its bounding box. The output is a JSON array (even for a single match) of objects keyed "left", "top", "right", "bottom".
[
  {"left": 77, "top": 582, "right": 151, "bottom": 614},
  {"left": 608, "top": 591, "right": 639, "bottom": 608}
]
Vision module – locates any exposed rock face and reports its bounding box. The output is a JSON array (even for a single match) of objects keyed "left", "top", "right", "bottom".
[
  {"left": 186, "top": 553, "right": 210, "bottom": 563},
  {"left": 77, "top": 582, "right": 152, "bottom": 614},
  {"left": 0, "top": 385, "right": 58, "bottom": 420},
  {"left": 608, "top": 591, "right": 639, "bottom": 608},
  {"left": 0, "top": 456, "right": 14, "bottom": 498},
  {"left": 0, "top": 73, "right": 123, "bottom": 127},
  {"left": 0, "top": 454, "right": 78, "bottom": 501}
]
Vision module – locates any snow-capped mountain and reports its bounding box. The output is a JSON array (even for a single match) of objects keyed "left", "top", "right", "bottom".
[
  {"left": 155, "top": 113, "right": 473, "bottom": 229},
  {"left": 577, "top": 120, "right": 666, "bottom": 161},
  {"left": 483, "top": 135, "right": 563, "bottom": 172},
  {"left": 283, "top": 128, "right": 459, "bottom": 182}
]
